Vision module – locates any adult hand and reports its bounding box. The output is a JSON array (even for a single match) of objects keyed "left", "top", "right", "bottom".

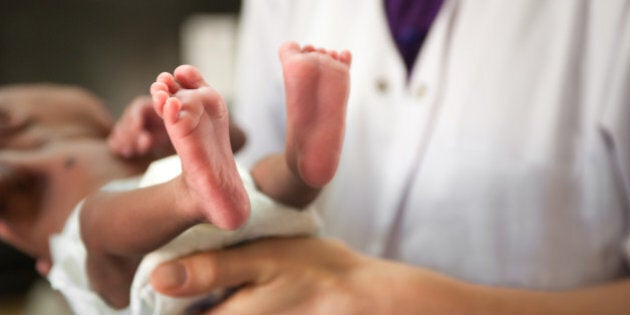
[
  {"left": 107, "top": 95, "right": 173, "bottom": 159},
  {"left": 150, "top": 237, "right": 630, "bottom": 315},
  {"left": 150, "top": 237, "right": 476, "bottom": 315}
]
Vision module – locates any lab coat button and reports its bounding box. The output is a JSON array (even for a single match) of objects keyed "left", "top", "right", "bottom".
[
  {"left": 415, "top": 83, "right": 427, "bottom": 99},
  {"left": 376, "top": 78, "right": 389, "bottom": 93}
]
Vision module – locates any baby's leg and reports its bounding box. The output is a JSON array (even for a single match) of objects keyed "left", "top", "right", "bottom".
[
  {"left": 151, "top": 66, "right": 250, "bottom": 230},
  {"left": 279, "top": 42, "right": 351, "bottom": 188}
]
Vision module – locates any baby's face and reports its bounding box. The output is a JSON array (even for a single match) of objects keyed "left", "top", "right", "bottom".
[
  {"left": 1, "top": 139, "right": 130, "bottom": 274},
  {"left": 0, "top": 84, "right": 114, "bottom": 274}
]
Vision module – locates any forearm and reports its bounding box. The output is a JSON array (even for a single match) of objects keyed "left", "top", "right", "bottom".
[
  {"left": 355, "top": 258, "right": 482, "bottom": 314},
  {"left": 470, "top": 278, "right": 630, "bottom": 315},
  {"left": 376, "top": 257, "right": 630, "bottom": 315},
  {"left": 251, "top": 153, "right": 319, "bottom": 208}
]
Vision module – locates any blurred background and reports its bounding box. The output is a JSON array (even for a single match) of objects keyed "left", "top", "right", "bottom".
[
  {"left": 0, "top": 1, "right": 241, "bottom": 313},
  {"left": 0, "top": 0, "right": 241, "bottom": 115}
]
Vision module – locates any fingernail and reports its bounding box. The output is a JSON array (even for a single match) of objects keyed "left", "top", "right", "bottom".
[{"left": 153, "top": 262, "right": 187, "bottom": 290}]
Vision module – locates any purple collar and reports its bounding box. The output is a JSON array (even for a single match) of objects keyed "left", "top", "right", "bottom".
[{"left": 384, "top": 0, "right": 445, "bottom": 74}]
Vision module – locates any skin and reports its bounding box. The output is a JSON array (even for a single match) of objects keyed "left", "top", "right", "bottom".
[
  {"left": 82, "top": 67, "right": 253, "bottom": 307},
  {"left": 108, "top": 92, "right": 246, "bottom": 159},
  {"left": 83, "top": 43, "right": 352, "bottom": 308},
  {"left": 150, "top": 237, "right": 630, "bottom": 315},
  {"left": 0, "top": 83, "right": 253, "bottom": 281},
  {"left": 0, "top": 84, "right": 150, "bottom": 275},
  {"left": 0, "top": 84, "right": 113, "bottom": 150},
  {"left": 251, "top": 43, "right": 352, "bottom": 207}
]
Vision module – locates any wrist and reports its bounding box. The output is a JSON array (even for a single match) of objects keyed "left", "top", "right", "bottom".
[{"left": 353, "top": 257, "right": 487, "bottom": 315}]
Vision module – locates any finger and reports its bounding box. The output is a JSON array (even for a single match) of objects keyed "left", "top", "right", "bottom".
[
  {"left": 109, "top": 105, "right": 140, "bottom": 154},
  {"left": 108, "top": 126, "right": 133, "bottom": 157},
  {"left": 129, "top": 95, "right": 153, "bottom": 110},
  {"left": 121, "top": 101, "right": 148, "bottom": 137},
  {"left": 36, "top": 258, "right": 52, "bottom": 276},
  {"left": 135, "top": 131, "right": 152, "bottom": 155},
  {"left": 107, "top": 125, "right": 125, "bottom": 155},
  {"left": 127, "top": 100, "right": 146, "bottom": 132},
  {"left": 150, "top": 243, "right": 273, "bottom": 297}
]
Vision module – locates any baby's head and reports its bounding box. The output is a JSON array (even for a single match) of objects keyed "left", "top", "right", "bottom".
[
  {"left": 0, "top": 83, "right": 116, "bottom": 274},
  {"left": 0, "top": 83, "right": 114, "bottom": 150}
]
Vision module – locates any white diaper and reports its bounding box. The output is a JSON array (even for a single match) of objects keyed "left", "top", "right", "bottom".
[{"left": 48, "top": 156, "right": 320, "bottom": 315}]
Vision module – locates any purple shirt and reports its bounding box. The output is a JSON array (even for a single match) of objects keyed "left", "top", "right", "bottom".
[{"left": 385, "top": 0, "right": 444, "bottom": 74}]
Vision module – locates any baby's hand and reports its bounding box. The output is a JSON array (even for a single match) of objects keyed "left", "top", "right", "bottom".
[{"left": 107, "top": 96, "right": 173, "bottom": 158}]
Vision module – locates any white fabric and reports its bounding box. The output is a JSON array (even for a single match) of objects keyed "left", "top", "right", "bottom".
[
  {"left": 233, "top": 0, "right": 630, "bottom": 289},
  {"left": 48, "top": 155, "right": 320, "bottom": 315}
]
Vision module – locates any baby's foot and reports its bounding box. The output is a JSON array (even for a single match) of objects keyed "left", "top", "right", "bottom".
[
  {"left": 279, "top": 42, "right": 352, "bottom": 188},
  {"left": 150, "top": 65, "right": 249, "bottom": 230}
]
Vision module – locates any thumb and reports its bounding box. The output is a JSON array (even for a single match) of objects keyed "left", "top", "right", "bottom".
[{"left": 150, "top": 242, "right": 274, "bottom": 297}]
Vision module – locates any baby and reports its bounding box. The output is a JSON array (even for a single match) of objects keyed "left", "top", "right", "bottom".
[
  {"left": 0, "top": 83, "right": 147, "bottom": 276},
  {"left": 50, "top": 42, "right": 351, "bottom": 314},
  {"left": 80, "top": 43, "right": 350, "bottom": 314}
]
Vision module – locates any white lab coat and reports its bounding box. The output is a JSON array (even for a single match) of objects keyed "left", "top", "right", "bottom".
[{"left": 233, "top": 0, "right": 630, "bottom": 289}]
